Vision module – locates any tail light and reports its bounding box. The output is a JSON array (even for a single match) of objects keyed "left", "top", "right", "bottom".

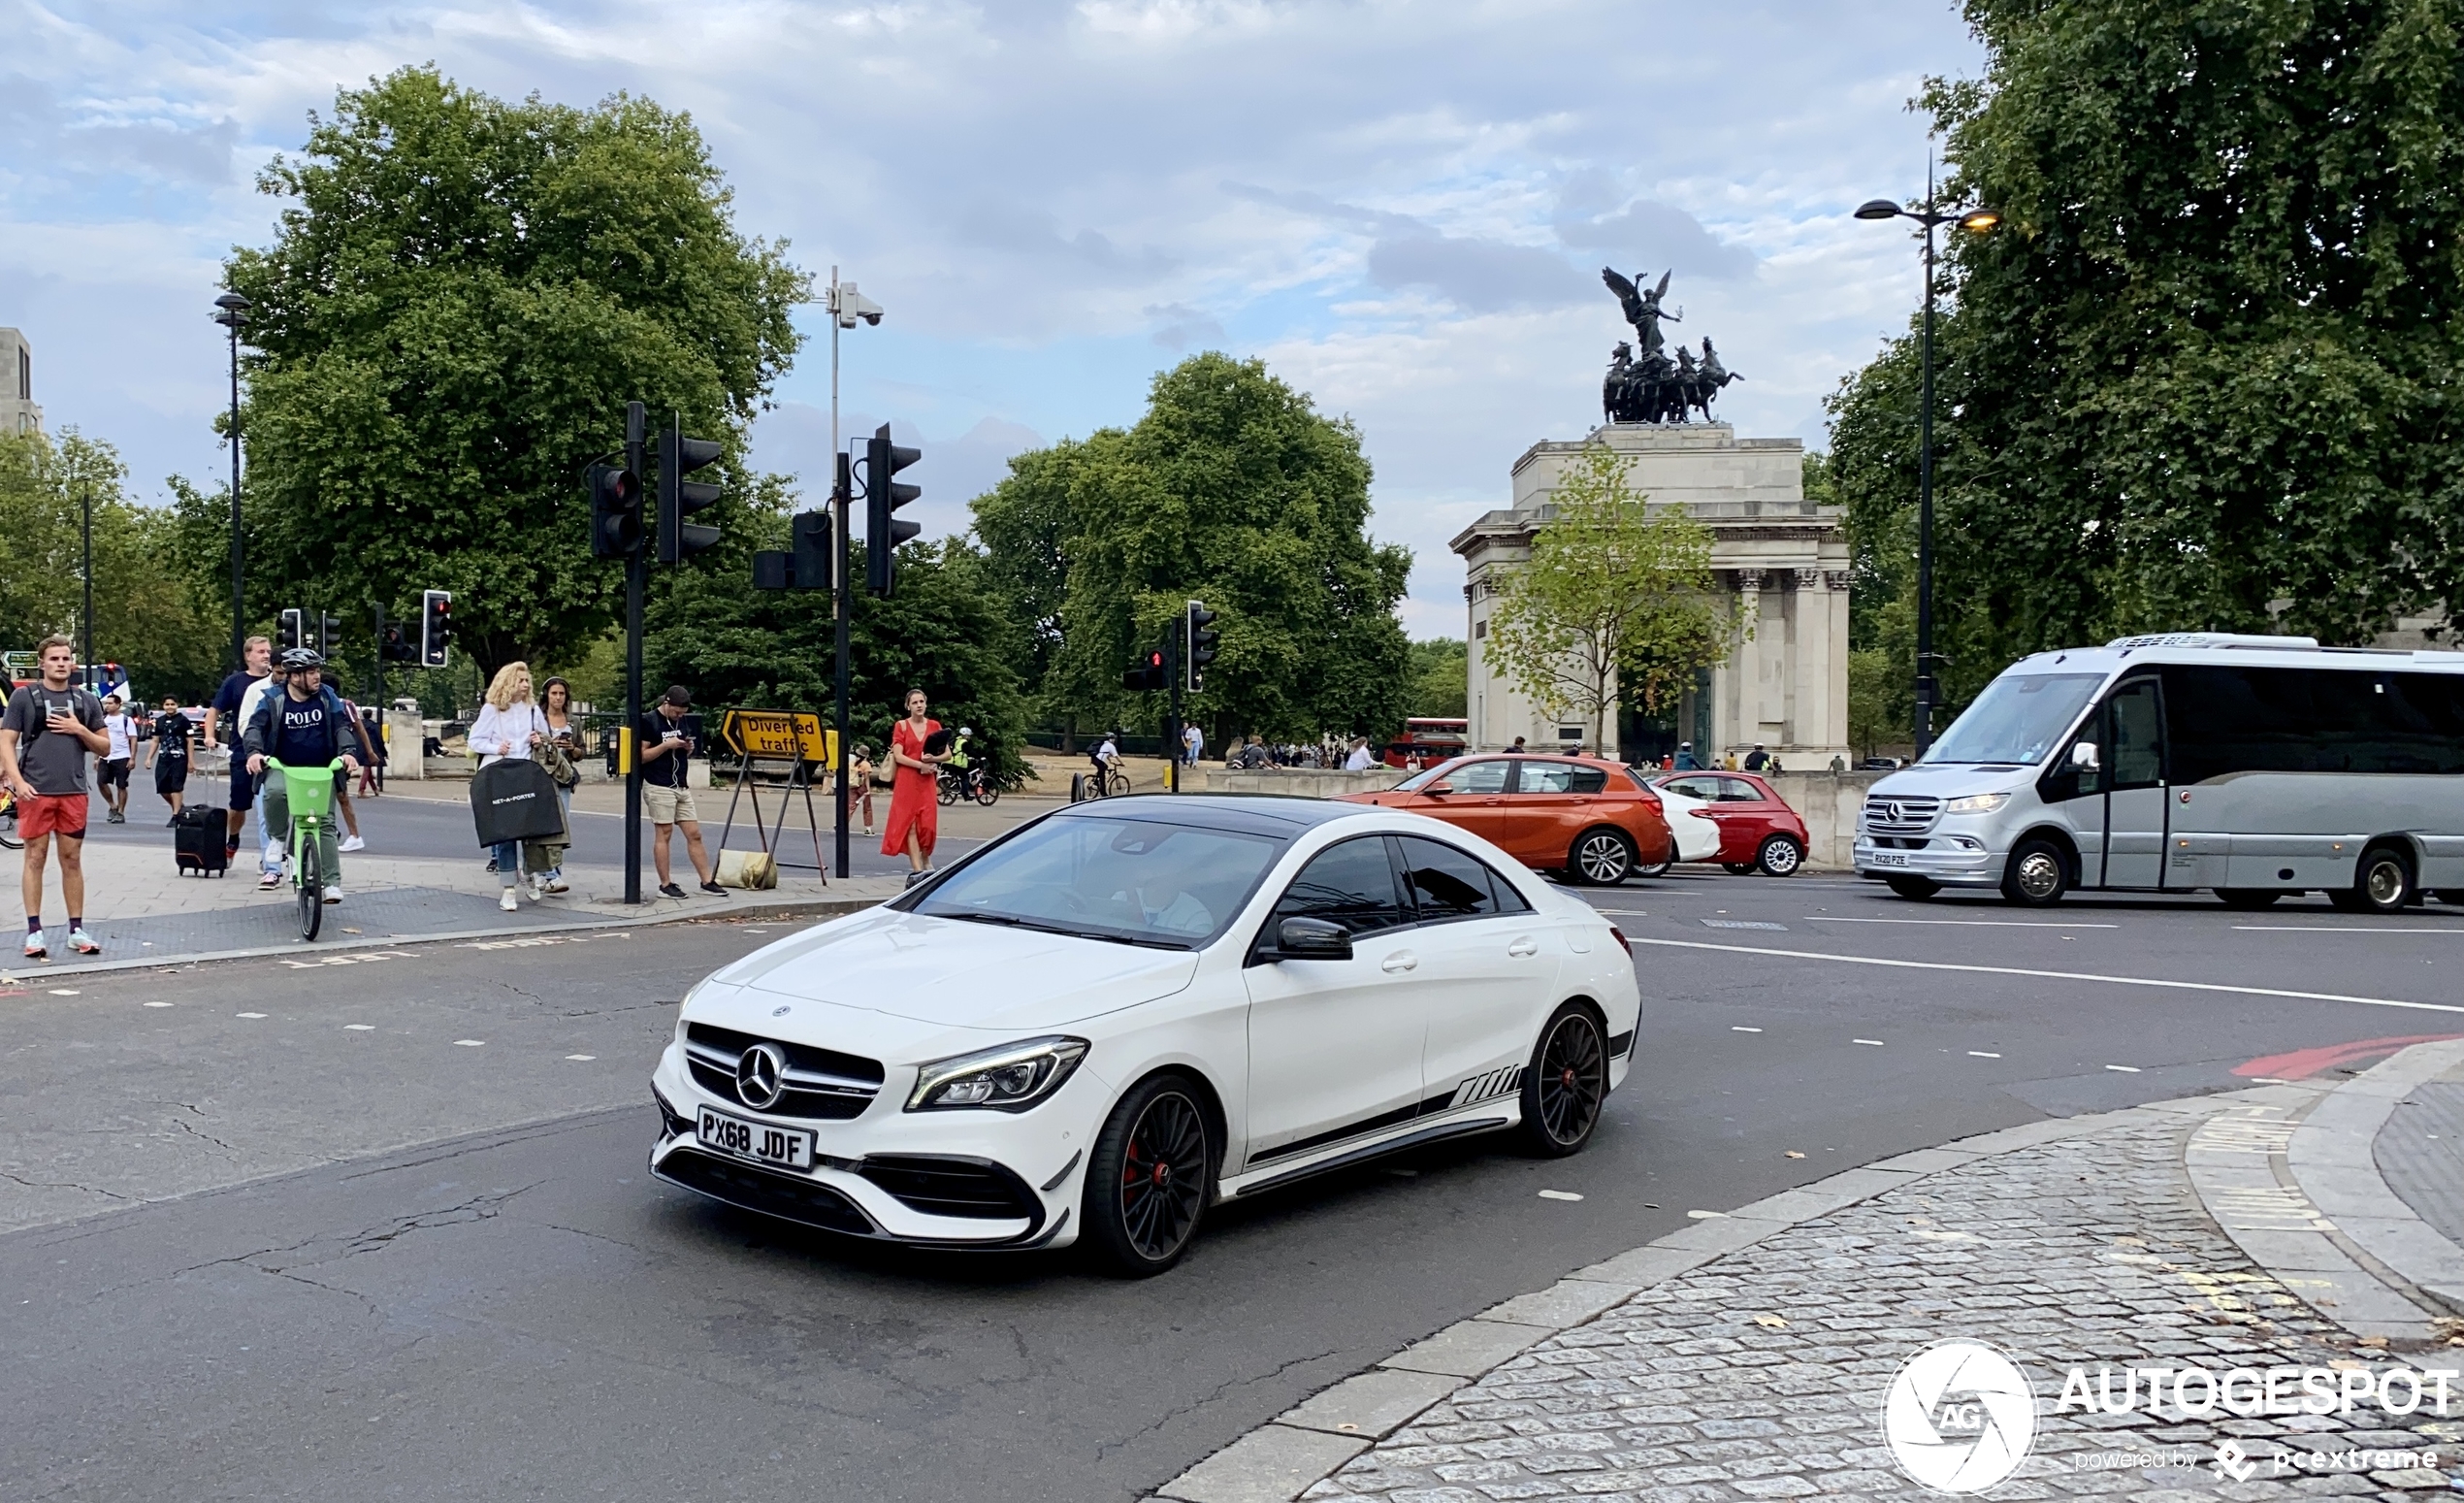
[{"left": 1608, "top": 926, "right": 1629, "bottom": 950}]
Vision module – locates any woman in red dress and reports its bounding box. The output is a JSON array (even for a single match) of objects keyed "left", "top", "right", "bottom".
[{"left": 881, "top": 687, "right": 945, "bottom": 874}]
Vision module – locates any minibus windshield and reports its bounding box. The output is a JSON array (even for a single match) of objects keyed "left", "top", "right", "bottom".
[{"left": 1922, "top": 672, "right": 2104, "bottom": 765}]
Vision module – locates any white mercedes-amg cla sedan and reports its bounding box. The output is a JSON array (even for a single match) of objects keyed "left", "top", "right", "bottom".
[{"left": 650, "top": 795, "right": 1640, "bottom": 1275}]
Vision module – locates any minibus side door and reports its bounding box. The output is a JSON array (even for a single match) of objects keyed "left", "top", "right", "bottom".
[{"left": 2101, "top": 677, "right": 2169, "bottom": 888}]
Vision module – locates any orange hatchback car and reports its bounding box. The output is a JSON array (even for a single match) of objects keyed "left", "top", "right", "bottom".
[{"left": 1341, "top": 754, "right": 1675, "bottom": 885}]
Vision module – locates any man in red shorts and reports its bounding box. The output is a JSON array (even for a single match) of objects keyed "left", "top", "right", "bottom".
[{"left": 0, "top": 637, "right": 111, "bottom": 959}]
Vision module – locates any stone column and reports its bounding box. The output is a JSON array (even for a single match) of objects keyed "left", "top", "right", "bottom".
[
  {"left": 1730, "top": 570, "right": 1765, "bottom": 757},
  {"left": 1825, "top": 570, "right": 1853, "bottom": 755},
  {"left": 1791, "top": 569, "right": 1828, "bottom": 752}
]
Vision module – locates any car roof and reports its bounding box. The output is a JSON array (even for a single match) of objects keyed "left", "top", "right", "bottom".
[{"left": 1052, "top": 793, "right": 1377, "bottom": 836}]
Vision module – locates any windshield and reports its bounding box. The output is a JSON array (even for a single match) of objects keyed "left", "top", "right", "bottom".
[
  {"left": 908, "top": 815, "right": 1286, "bottom": 948},
  {"left": 1923, "top": 672, "right": 2105, "bottom": 765}
]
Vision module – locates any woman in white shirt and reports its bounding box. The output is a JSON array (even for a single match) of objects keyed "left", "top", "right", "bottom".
[{"left": 470, "top": 662, "right": 547, "bottom": 911}]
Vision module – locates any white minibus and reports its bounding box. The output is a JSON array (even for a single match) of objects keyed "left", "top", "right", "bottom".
[{"left": 1854, "top": 634, "right": 2464, "bottom": 910}]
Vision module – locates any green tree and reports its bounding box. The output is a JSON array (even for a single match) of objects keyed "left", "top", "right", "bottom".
[
  {"left": 201, "top": 66, "right": 808, "bottom": 675},
  {"left": 0, "top": 430, "right": 224, "bottom": 702},
  {"left": 1485, "top": 443, "right": 1733, "bottom": 752},
  {"left": 1405, "top": 637, "right": 1468, "bottom": 718},
  {"left": 644, "top": 529, "right": 1033, "bottom": 789},
  {"left": 973, "top": 353, "right": 1414, "bottom": 742},
  {"left": 1830, "top": 0, "right": 2464, "bottom": 708}
]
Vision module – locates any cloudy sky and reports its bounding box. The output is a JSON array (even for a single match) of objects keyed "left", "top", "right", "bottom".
[{"left": 3, "top": 0, "right": 1983, "bottom": 637}]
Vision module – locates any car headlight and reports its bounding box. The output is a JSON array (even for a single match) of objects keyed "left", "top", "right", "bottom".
[
  {"left": 906, "top": 1036, "right": 1089, "bottom": 1113},
  {"left": 1943, "top": 793, "right": 2010, "bottom": 815}
]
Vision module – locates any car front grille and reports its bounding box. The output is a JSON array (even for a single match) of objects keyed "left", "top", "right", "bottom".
[
  {"left": 1862, "top": 795, "right": 1942, "bottom": 835},
  {"left": 684, "top": 1022, "right": 886, "bottom": 1121},
  {"left": 857, "top": 1156, "right": 1038, "bottom": 1221},
  {"left": 656, "top": 1149, "right": 877, "bottom": 1235}
]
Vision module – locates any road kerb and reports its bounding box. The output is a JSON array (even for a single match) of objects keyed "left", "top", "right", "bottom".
[
  {"left": 1145, "top": 1089, "right": 2277, "bottom": 1503},
  {"left": 2282, "top": 1038, "right": 2464, "bottom": 1322}
]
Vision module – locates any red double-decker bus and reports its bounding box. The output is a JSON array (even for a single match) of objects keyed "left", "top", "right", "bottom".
[{"left": 1383, "top": 717, "right": 1468, "bottom": 768}]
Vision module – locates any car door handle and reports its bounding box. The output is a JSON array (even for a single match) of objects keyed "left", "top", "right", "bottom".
[
  {"left": 1381, "top": 951, "right": 1418, "bottom": 973},
  {"left": 1507, "top": 936, "right": 1538, "bottom": 957}
]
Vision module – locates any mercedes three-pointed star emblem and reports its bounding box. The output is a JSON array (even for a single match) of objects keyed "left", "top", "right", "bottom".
[{"left": 735, "top": 1042, "right": 787, "bottom": 1110}]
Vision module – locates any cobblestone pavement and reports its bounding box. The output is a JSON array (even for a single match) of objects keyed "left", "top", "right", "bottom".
[{"left": 1300, "top": 1117, "right": 2462, "bottom": 1501}]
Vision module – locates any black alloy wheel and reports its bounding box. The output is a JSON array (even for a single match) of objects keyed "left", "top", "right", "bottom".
[
  {"left": 1514, "top": 1004, "right": 1608, "bottom": 1158},
  {"left": 296, "top": 838, "right": 324, "bottom": 941},
  {"left": 1885, "top": 874, "right": 1940, "bottom": 899},
  {"left": 1570, "top": 828, "right": 1636, "bottom": 886},
  {"left": 1999, "top": 838, "right": 2069, "bottom": 906},
  {"left": 1756, "top": 834, "right": 1804, "bottom": 877},
  {"left": 2330, "top": 845, "right": 2413, "bottom": 914},
  {"left": 1084, "top": 1073, "right": 1213, "bottom": 1277},
  {"left": 2216, "top": 889, "right": 2282, "bottom": 910}
]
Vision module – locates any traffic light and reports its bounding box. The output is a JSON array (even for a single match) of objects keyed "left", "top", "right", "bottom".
[
  {"left": 589, "top": 461, "right": 643, "bottom": 558},
  {"left": 863, "top": 423, "right": 923, "bottom": 596},
  {"left": 1123, "top": 644, "right": 1169, "bottom": 693},
  {"left": 1185, "top": 601, "right": 1218, "bottom": 692},
  {"left": 420, "top": 589, "right": 453, "bottom": 668},
  {"left": 278, "top": 608, "right": 304, "bottom": 653},
  {"left": 655, "top": 414, "right": 724, "bottom": 565},
  {"left": 751, "top": 510, "right": 833, "bottom": 592},
  {"left": 320, "top": 612, "right": 343, "bottom": 655}
]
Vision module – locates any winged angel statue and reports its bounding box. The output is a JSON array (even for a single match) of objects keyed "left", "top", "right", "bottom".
[{"left": 1599, "top": 268, "right": 1740, "bottom": 424}]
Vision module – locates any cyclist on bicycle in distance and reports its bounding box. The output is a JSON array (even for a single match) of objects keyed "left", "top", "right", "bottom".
[
  {"left": 1090, "top": 729, "right": 1120, "bottom": 779},
  {"left": 243, "top": 648, "right": 362, "bottom": 903}
]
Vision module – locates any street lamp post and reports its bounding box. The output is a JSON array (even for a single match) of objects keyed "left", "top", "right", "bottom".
[
  {"left": 80, "top": 469, "right": 93, "bottom": 692},
  {"left": 825, "top": 270, "right": 883, "bottom": 882},
  {"left": 211, "top": 291, "right": 252, "bottom": 672},
  {"left": 1855, "top": 183, "right": 1998, "bottom": 758}
]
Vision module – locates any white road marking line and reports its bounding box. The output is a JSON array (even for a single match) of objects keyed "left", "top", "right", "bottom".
[
  {"left": 453, "top": 1039, "right": 485, "bottom": 1047},
  {"left": 143, "top": 1000, "right": 174, "bottom": 1008},
  {"left": 2105, "top": 1064, "right": 2142, "bottom": 1072},
  {"left": 49, "top": 989, "right": 79, "bottom": 996},
  {"left": 1853, "top": 1038, "right": 1886, "bottom": 1046},
  {"left": 1624, "top": 935, "right": 2464, "bottom": 1015},
  {"left": 1687, "top": 1209, "right": 1728, "bottom": 1219},
  {"left": 564, "top": 1054, "right": 596, "bottom": 1062},
  {"left": 1805, "top": 916, "right": 2119, "bottom": 929},
  {"left": 2232, "top": 925, "right": 2464, "bottom": 933},
  {"left": 344, "top": 1024, "right": 374, "bottom": 1031},
  {"left": 1537, "top": 1190, "right": 1583, "bottom": 1201},
  {"left": 1968, "top": 1051, "right": 2002, "bottom": 1058},
  {"left": 236, "top": 1011, "right": 267, "bottom": 1019},
  {"left": 1732, "top": 1026, "right": 1764, "bottom": 1032}
]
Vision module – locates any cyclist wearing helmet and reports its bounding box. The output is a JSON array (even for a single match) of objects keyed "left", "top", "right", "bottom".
[{"left": 242, "top": 649, "right": 363, "bottom": 901}]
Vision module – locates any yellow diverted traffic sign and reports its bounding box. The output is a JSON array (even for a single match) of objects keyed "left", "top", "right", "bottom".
[{"left": 721, "top": 709, "right": 836, "bottom": 766}]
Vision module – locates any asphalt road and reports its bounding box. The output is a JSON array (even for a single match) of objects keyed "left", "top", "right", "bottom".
[{"left": 8, "top": 869, "right": 2462, "bottom": 1502}]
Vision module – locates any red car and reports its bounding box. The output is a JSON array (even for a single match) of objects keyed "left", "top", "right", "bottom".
[
  {"left": 1341, "top": 754, "right": 1675, "bottom": 885},
  {"left": 1651, "top": 771, "right": 1809, "bottom": 876}
]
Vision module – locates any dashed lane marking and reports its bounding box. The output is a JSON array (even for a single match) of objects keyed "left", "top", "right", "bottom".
[
  {"left": 1537, "top": 1190, "right": 1583, "bottom": 1201},
  {"left": 1731, "top": 1026, "right": 1763, "bottom": 1032},
  {"left": 453, "top": 1039, "right": 485, "bottom": 1047},
  {"left": 1853, "top": 1038, "right": 1886, "bottom": 1046},
  {"left": 1967, "top": 1051, "right": 2002, "bottom": 1059},
  {"left": 2232, "top": 925, "right": 2464, "bottom": 933},
  {"left": 236, "top": 1012, "right": 266, "bottom": 1019},
  {"left": 1622, "top": 935, "right": 2464, "bottom": 1015},
  {"left": 343, "top": 1024, "right": 374, "bottom": 1031},
  {"left": 48, "top": 989, "right": 79, "bottom": 996},
  {"left": 1804, "top": 916, "right": 2119, "bottom": 929},
  {"left": 2105, "top": 1064, "right": 2142, "bottom": 1072},
  {"left": 564, "top": 1054, "right": 596, "bottom": 1062},
  {"left": 143, "top": 1001, "right": 173, "bottom": 1008}
]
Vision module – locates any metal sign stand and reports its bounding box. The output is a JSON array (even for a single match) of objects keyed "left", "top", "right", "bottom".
[{"left": 716, "top": 742, "right": 828, "bottom": 882}]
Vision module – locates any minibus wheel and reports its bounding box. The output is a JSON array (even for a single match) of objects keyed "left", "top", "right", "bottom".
[
  {"left": 1884, "top": 875, "right": 1939, "bottom": 899},
  {"left": 1999, "top": 839, "right": 2070, "bottom": 906},
  {"left": 2331, "top": 845, "right": 2413, "bottom": 915}
]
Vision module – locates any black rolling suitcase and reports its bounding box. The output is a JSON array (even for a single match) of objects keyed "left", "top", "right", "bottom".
[{"left": 175, "top": 805, "right": 229, "bottom": 876}]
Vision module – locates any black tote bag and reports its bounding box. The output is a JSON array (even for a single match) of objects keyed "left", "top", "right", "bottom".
[{"left": 470, "top": 757, "right": 567, "bottom": 846}]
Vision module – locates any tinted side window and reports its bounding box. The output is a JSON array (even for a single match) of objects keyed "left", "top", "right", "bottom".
[
  {"left": 1569, "top": 766, "right": 1607, "bottom": 794},
  {"left": 1516, "top": 763, "right": 1575, "bottom": 794},
  {"left": 1717, "top": 777, "right": 1763, "bottom": 801},
  {"left": 1664, "top": 776, "right": 1718, "bottom": 801},
  {"left": 1272, "top": 837, "right": 1409, "bottom": 937},
  {"left": 2164, "top": 665, "right": 2464, "bottom": 779},
  {"left": 1395, "top": 835, "right": 1502, "bottom": 922},
  {"left": 1451, "top": 760, "right": 1512, "bottom": 794}
]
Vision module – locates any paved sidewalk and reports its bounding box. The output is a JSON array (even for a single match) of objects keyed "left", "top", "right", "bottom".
[
  {"left": 5, "top": 835, "right": 904, "bottom": 980},
  {"left": 1158, "top": 1074, "right": 2464, "bottom": 1503}
]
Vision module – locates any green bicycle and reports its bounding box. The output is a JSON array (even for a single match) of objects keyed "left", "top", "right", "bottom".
[{"left": 262, "top": 757, "right": 345, "bottom": 941}]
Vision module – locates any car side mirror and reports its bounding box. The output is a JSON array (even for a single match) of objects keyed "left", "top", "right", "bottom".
[
  {"left": 1421, "top": 781, "right": 1452, "bottom": 796},
  {"left": 1274, "top": 916, "right": 1353, "bottom": 961},
  {"left": 2069, "top": 741, "right": 2099, "bottom": 771}
]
